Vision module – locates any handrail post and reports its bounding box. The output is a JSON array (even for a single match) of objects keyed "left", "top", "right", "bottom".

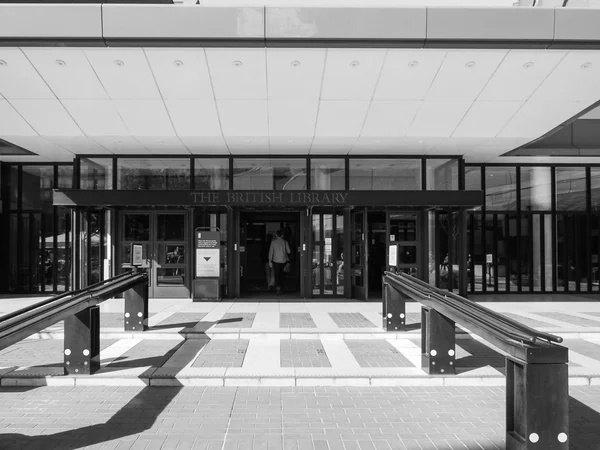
[
  {"left": 506, "top": 357, "right": 569, "bottom": 449},
  {"left": 64, "top": 305, "right": 100, "bottom": 375},
  {"left": 382, "top": 278, "right": 407, "bottom": 332},
  {"left": 421, "top": 307, "right": 456, "bottom": 375},
  {"left": 124, "top": 272, "right": 149, "bottom": 331}
]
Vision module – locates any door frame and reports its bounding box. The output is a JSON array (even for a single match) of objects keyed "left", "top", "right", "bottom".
[
  {"left": 117, "top": 209, "right": 190, "bottom": 298},
  {"left": 351, "top": 207, "right": 368, "bottom": 301}
]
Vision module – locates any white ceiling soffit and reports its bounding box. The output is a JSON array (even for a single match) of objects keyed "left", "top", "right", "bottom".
[{"left": 1, "top": 47, "right": 600, "bottom": 163}]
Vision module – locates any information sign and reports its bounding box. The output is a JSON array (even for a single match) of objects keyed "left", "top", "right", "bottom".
[
  {"left": 196, "top": 230, "right": 221, "bottom": 278},
  {"left": 131, "top": 244, "right": 143, "bottom": 266},
  {"left": 389, "top": 245, "right": 397, "bottom": 267}
]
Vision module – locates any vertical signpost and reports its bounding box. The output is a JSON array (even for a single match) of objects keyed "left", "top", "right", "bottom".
[{"left": 193, "top": 228, "right": 221, "bottom": 301}]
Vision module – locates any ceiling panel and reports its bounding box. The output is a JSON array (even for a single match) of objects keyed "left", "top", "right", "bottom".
[
  {"left": 164, "top": 99, "right": 222, "bottom": 137},
  {"left": 310, "top": 137, "right": 355, "bottom": 154},
  {"left": 113, "top": 99, "right": 175, "bottom": 137},
  {"left": 531, "top": 50, "right": 600, "bottom": 102},
  {"left": 206, "top": 48, "right": 267, "bottom": 100},
  {"left": 498, "top": 100, "right": 589, "bottom": 139},
  {"left": 10, "top": 99, "right": 83, "bottom": 137},
  {"left": 407, "top": 101, "right": 472, "bottom": 138},
  {"left": 425, "top": 50, "right": 507, "bottom": 102},
  {"left": 360, "top": 101, "right": 422, "bottom": 137},
  {"left": 217, "top": 100, "right": 268, "bottom": 137},
  {"left": 23, "top": 48, "right": 108, "bottom": 100},
  {"left": 144, "top": 49, "right": 214, "bottom": 100},
  {"left": 321, "top": 49, "right": 386, "bottom": 100},
  {"left": 84, "top": 48, "right": 160, "bottom": 100},
  {"left": 226, "top": 136, "right": 269, "bottom": 154},
  {"left": 180, "top": 136, "right": 229, "bottom": 154},
  {"left": 266, "top": 49, "right": 326, "bottom": 101},
  {"left": 45, "top": 136, "right": 111, "bottom": 154},
  {"left": 269, "top": 138, "right": 312, "bottom": 154},
  {"left": 478, "top": 50, "right": 566, "bottom": 101},
  {"left": 62, "top": 99, "right": 129, "bottom": 136},
  {"left": 0, "top": 48, "right": 54, "bottom": 99},
  {"left": 90, "top": 136, "right": 148, "bottom": 154},
  {"left": 135, "top": 136, "right": 189, "bottom": 154},
  {"left": 374, "top": 50, "right": 446, "bottom": 101},
  {"left": 0, "top": 99, "right": 37, "bottom": 136},
  {"left": 314, "top": 101, "right": 370, "bottom": 138},
  {"left": 268, "top": 100, "right": 318, "bottom": 137},
  {"left": 452, "top": 101, "right": 523, "bottom": 138}
]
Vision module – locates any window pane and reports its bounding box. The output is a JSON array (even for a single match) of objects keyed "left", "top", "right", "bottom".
[
  {"left": 122, "top": 214, "right": 150, "bottom": 241},
  {"left": 195, "top": 158, "right": 229, "bottom": 190},
  {"left": 58, "top": 166, "right": 73, "bottom": 189},
  {"left": 465, "top": 166, "right": 481, "bottom": 191},
  {"left": 591, "top": 168, "right": 600, "bottom": 212},
  {"left": 117, "top": 158, "right": 190, "bottom": 190},
  {"left": 485, "top": 167, "right": 517, "bottom": 211},
  {"left": 521, "top": 167, "right": 551, "bottom": 211},
  {"left": 426, "top": 159, "right": 458, "bottom": 190},
  {"left": 21, "top": 166, "right": 54, "bottom": 211},
  {"left": 556, "top": 167, "right": 586, "bottom": 211},
  {"left": 81, "top": 158, "right": 113, "bottom": 190},
  {"left": 349, "top": 159, "right": 421, "bottom": 190},
  {"left": 233, "top": 159, "right": 306, "bottom": 190},
  {"left": 311, "top": 159, "right": 345, "bottom": 190}
]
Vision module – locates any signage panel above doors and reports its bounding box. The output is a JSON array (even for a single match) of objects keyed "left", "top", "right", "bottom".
[{"left": 53, "top": 189, "right": 483, "bottom": 208}]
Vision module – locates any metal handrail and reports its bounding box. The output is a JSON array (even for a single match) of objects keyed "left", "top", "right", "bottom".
[
  {"left": 0, "top": 271, "right": 147, "bottom": 352},
  {"left": 384, "top": 271, "right": 563, "bottom": 346}
]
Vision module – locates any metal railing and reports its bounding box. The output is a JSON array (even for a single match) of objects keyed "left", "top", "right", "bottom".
[
  {"left": 0, "top": 270, "right": 148, "bottom": 375},
  {"left": 382, "top": 271, "right": 569, "bottom": 450}
]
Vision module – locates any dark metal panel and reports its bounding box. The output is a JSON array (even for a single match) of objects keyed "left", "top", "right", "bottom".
[
  {"left": 516, "top": 167, "right": 522, "bottom": 293},
  {"left": 586, "top": 167, "right": 592, "bottom": 292},
  {"left": 551, "top": 167, "right": 557, "bottom": 292}
]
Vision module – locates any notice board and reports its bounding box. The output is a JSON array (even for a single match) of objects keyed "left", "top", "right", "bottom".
[{"left": 195, "top": 230, "right": 220, "bottom": 278}]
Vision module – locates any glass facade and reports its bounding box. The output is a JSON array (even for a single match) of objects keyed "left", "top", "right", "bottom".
[{"left": 349, "top": 159, "right": 421, "bottom": 190}]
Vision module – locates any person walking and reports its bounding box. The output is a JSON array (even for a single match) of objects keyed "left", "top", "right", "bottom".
[
  {"left": 261, "top": 233, "right": 275, "bottom": 291},
  {"left": 268, "top": 229, "right": 291, "bottom": 295}
]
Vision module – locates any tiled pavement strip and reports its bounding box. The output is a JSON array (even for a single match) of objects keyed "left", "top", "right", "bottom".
[
  {"left": 0, "top": 386, "right": 600, "bottom": 449},
  {"left": 2, "top": 298, "right": 600, "bottom": 386}
]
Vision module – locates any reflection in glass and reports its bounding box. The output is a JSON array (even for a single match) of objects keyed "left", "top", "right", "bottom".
[
  {"left": 157, "top": 268, "right": 185, "bottom": 286},
  {"left": 81, "top": 158, "right": 113, "bottom": 190},
  {"left": 157, "top": 214, "right": 185, "bottom": 241},
  {"left": 195, "top": 158, "right": 229, "bottom": 190},
  {"left": 592, "top": 168, "right": 600, "bottom": 212},
  {"left": 465, "top": 166, "right": 481, "bottom": 191},
  {"left": 312, "top": 246, "right": 321, "bottom": 295},
  {"left": 21, "top": 166, "right": 53, "bottom": 210},
  {"left": 233, "top": 159, "right": 306, "bottom": 190},
  {"left": 117, "top": 158, "right": 190, "bottom": 190},
  {"left": 58, "top": 166, "right": 73, "bottom": 189},
  {"left": 556, "top": 167, "right": 586, "bottom": 211},
  {"left": 164, "top": 245, "right": 185, "bottom": 264},
  {"left": 521, "top": 167, "right": 551, "bottom": 211},
  {"left": 123, "top": 214, "right": 150, "bottom": 241},
  {"left": 336, "top": 213, "right": 344, "bottom": 295},
  {"left": 323, "top": 214, "right": 333, "bottom": 294},
  {"left": 311, "top": 159, "right": 345, "bottom": 190},
  {"left": 426, "top": 159, "right": 458, "bottom": 190},
  {"left": 389, "top": 214, "right": 416, "bottom": 242},
  {"left": 398, "top": 246, "right": 417, "bottom": 264},
  {"left": 349, "top": 159, "right": 421, "bottom": 190},
  {"left": 485, "top": 167, "right": 517, "bottom": 210}
]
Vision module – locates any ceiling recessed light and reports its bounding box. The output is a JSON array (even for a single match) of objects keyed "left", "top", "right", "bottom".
[
  {"left": 581, "top": 62, "right": 592, "bottom": 69},
  {"left": 232, "top": 60, "right": 243, "bottom": 67},
  {"left": 408, "top": 60, "right": 419, "bottom": 68},
  {"left": 55, "top": 59, "right": 66, "bottom": 67},
  {"left": 349, "top": 60, "right": 360, "bottom": 68},
  {"left": 0, "top": 60, "right": 7, "bottom": 67},
  {"left": 114, "top": 60, "right": 124, "bottom": 67},
  {"left": 465, "top": 61, "right": 476, "bottom": 68},
  {"left": 174, "top": 60, "right": 184, "bottom": 67},
  {"left": 523, "top": 61, "right": 534, "bottom": 69},
  {"left": 291, "top": 60, "right": 300, "bottom": 67}
]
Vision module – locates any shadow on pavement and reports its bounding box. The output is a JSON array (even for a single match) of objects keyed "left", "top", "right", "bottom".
[
  {"left": 455, "top": 335, "right": 506, "bottom": 374},
  {"left": 569, "top": 395, "right": 600, "bottom": 450}
]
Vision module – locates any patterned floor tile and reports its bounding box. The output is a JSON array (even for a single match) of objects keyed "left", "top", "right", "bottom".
[
  {"left": 280, "top": 340, "right": 331, "bottom": 368},
  {"left": 328, "top": 313, "right": 376, "bottom": 329}
]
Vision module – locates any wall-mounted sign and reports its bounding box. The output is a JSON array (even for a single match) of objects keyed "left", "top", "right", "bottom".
[
  {"left": 196, "top": 230, "right": 220, "bottom": 278},
  {"left": 486, "top": 253, "right": 493, "bottom": 264},
  {"left": 131, "top": 244, "right": 143, "bottom": 266},
  {"left": 389, "top": 245, "right": 397, "bottom": 267}
]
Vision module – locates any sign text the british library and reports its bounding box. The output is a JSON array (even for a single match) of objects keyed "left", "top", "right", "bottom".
[{"left": 191, "top": 191, "right": 349, "bottom": 205}]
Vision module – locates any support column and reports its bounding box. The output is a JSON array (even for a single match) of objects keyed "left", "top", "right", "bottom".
[
  {"left": 124, "top": 275, "right": 149, "bottom": 331},
  {"left": 421, "top": 307, "right": 456, "bottom": 375},
  {"left": 64, "top": 305, "right": 100, "bottom": 375},
  {"left": 382, "top": 280, "right": 406, "bottom": 331},
  {"left": 506, "top": 359, "right": 569, "bottom": 449}
]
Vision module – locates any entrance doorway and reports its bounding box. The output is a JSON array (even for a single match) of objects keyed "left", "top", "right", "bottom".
[
  {"left": 351, "top": 209, "right": 422, "bottom": 301},
  {"left": 119, "top": 210, "right": 190, "bottom": 298},
  {"left": 239, "top": 211, "right": 300, "bottom": 297}
]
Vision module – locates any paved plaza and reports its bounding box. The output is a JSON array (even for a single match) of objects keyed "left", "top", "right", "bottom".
[{"left": 1, "top": 296, "right": 600, "bottom": 448}]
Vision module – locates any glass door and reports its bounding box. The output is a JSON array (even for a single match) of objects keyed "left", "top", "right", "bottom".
[
  {"left": 120, "top": 211, "right": 190, "bottom": 298},
  {"left": 351, "top": 208, "right": 368, "bottom": 300},
  {"left": 310, "top": 209, "right": 345, "bottom": 297},
  {"left": 387, "top": 212, "right": 419, "bottom": 278}
]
